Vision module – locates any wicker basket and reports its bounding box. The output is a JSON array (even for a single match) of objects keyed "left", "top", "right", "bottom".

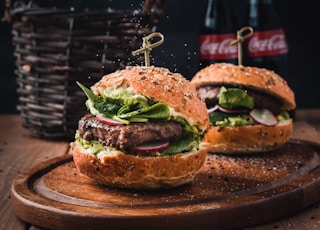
[{"left": 6, "top": 0, "right": 164, "bottom": 139}]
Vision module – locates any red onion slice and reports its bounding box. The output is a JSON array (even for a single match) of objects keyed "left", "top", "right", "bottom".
[
  {"left": 96, "top": 114, "right": 124, "bottom": 126},
  {"left": 207, "top": 105, "right": 219, "bottom": 114},
  {"left": 131, "top": 141, "right": 170, "bottom": 154},
  {"left": 249, "top": 108, "right": 278, "bottom": 126}
]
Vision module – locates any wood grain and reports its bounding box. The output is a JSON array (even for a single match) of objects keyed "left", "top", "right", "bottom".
[
  {"left": 1, "top": 110, "right": 320, "bottom": 230},
  {"left": 0, "top": 115, "right": 69, "bottom": 230},
  {"left": 10, "top": 140, "right": 320, "bottom": 230}
]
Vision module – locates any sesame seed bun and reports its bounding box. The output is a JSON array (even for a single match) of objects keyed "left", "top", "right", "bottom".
[
  {"left": 93, "top": 65, "right": 209, "bottom": 131},
  {"left": 70, "top": 141, "right": 208, "bottom": 190},
  {"left": 202, "top": 120, "right": 293, "bottom": 154}
]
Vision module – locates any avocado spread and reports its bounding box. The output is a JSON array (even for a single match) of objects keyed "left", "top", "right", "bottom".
[{"left": 210, "top": 86, "right": 289, "bottom": 127}]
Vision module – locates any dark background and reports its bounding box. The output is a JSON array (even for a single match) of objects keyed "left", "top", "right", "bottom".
[{"left": 1, "top": 0, "right": 319, "bottom": 114}]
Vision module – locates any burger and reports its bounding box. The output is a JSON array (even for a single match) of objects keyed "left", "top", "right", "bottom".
[
  {"left": 191, "top": 62, "right": 296, "bottom": 154},
  {"left": 69, "top": 66, "right": 209, "bottom": 190}
]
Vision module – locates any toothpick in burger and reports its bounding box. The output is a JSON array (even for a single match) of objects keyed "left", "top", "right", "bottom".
[
  {"left": 69, "top": 66, "right": 209, "bottom": 190},
  {"left": 191, "top": 63, "right": 296, "bottom": 154}
]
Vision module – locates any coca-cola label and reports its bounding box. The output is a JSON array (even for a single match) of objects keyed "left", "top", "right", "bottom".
[
  {"left": 199, "top": 34, "right": 238, "bottom": 60},
  {"left": 246, "top": 29, "right": 288, "bottom": 57}
]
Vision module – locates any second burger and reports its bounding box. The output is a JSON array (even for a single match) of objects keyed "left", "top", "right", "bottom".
[{"left": 191, "top": 63, "right": 296, "bottom": 154}]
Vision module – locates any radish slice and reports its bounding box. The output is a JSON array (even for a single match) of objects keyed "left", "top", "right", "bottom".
[
  {"left": 207, "top": 105, "right": 219, "bottom": 114},
  {"left": 96, "top": 114, "right": 124, "bottom": 126},
  {"left": 218, "top": 105, "right": 249, "bottom": 114},
  {"left": 249, "top": 109, "right": 278, "bottom": 126},
  {"left": 131, "top": 141, "right": 170, "bottom": 154}
]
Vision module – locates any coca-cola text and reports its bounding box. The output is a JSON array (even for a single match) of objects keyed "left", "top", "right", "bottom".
[
  {"left": 246, "top": 29, "right": 288, "bottom": 57},
  {"left": 199, "top": 34, "right": 237, "bottom": 60}
]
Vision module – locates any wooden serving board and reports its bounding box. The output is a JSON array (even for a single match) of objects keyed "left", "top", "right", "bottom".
[{"left": 11, "top": 139, "right": 320, "bottom": 230}]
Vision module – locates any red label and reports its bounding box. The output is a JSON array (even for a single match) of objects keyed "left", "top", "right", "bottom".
[
  {"left": 246, "top": 29, "right": 288, "bottom": 57},
  {"left": 199, "top": 34, "right": 238, "bottom": 60}
]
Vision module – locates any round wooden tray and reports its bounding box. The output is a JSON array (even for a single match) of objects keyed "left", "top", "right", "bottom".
[{"left": 11, "top": 139, "right": 320, "bottom": 230}]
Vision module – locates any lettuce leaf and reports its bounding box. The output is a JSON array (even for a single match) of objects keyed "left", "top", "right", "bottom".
[
  {"left": 118, "top": 103, "right": 169, "bottom": 120},
  {"left": 219, "top": 86, "right": 254, "bottom": 109},
  {"left": 77, "top": 81, "right": 170, "bottom": 124}
]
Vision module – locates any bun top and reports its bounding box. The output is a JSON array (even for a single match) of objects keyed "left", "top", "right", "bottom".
[
  {"left": 92, "top": 66, "right": 209, "bottom": 131},
  {"left": 191, "top": 63, "right": 296, "bottom": 110}
]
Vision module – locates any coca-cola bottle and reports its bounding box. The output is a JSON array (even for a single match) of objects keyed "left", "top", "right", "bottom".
[
  {"left": 243, "top": 0, "right": 289, "bottom": 80},
  {"left": 198, "top": 0, "right": 238, "bottom": 69}
]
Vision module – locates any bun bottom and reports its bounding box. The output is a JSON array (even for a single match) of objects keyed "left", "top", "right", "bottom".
[
  {"left": 70, "top": 142, "right": 207, "bottom": 190},
  {"left": 202, "top": 119, "right": 293, "bottom": 154}
]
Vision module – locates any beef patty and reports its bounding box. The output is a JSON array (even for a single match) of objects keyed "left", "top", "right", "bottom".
[
  {"left": 78, "top": 114, "right": 183, "bottom": 150},
  {"left": 197, "top": 85, "right": 282, "bottom": 114}
]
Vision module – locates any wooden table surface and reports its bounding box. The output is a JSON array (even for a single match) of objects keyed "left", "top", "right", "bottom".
[{"left": 1, "top": 109, "right": 320, "bottom": 230}]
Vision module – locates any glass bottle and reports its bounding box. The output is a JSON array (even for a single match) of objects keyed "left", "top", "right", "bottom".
[
  {"left": 243, "top": 0, "right": 289, "bottom": 80},
  {"left": 198, "top": 0, "right": 238, "bottom": 69}
]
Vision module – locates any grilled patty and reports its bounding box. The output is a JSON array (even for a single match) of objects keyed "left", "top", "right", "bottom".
[
  {"left": 197, "top": 86, "right": 282, "bottom": 114},
  {"left": 78, "top": 114, "right": 183, "bottom": 150}
]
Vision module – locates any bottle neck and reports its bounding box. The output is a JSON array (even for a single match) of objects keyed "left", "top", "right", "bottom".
[
  {"left": 250, "top": 0, "right": 272, "bottom": 4},
  {"left": 248, "top": 0, "right": 280, "bottom": 30},
  {"left": 205, "top": 0, "right": 216, "bottom": 28},
  {"left": 202, "top": 0, "right": 236, "bottom": 32}
]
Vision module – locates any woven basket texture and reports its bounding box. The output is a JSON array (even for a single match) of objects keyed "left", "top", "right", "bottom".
[{"left": 7, "top": 0, "right": 163, "bottom": 139}]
